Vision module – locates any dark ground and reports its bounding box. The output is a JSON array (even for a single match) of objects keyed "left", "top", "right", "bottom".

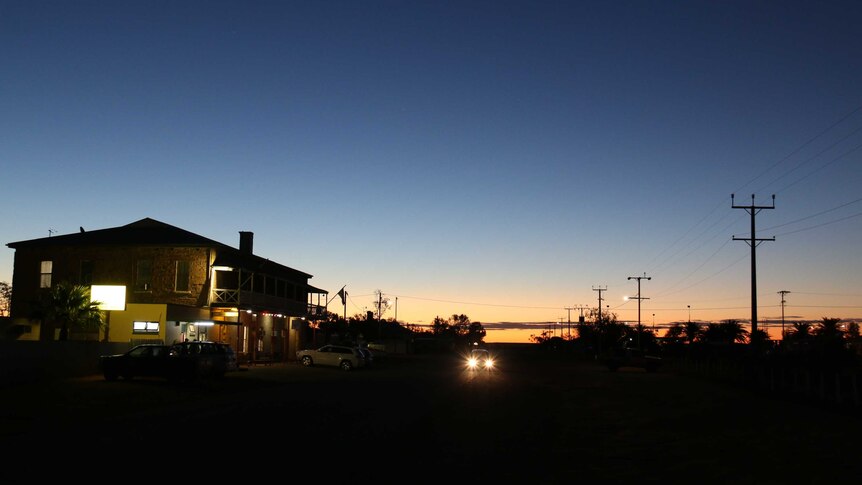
[{"left": 1, "top": 348, "right": 861, "bottom": 483}]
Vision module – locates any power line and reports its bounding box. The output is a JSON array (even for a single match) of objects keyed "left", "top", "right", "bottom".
[
  {"left": 644, "top": 105, "right": 862, "bottom": 304},
  {"left": 736, "top": 103, "right": 862, "bottom": 195}
]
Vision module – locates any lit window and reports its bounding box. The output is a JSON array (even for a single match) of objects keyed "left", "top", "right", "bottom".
[
  {"left": 175, "top": 261, "right": 190, "bottom": 292},
  {"left": 132, "top": 321, "right": 160, "bottom": 334},
  {"left": 40, "top": 261, "right": 53, "bottom": 288}
]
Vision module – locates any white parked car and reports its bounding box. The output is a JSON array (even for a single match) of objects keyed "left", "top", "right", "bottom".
[{"left": 296, "top": 344, "right": 364, "bottom": 371}]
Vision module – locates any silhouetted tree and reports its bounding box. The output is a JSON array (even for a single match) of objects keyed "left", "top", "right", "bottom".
[
  {"left": 845, "top": 321, "right": 860, "bottom": 340},
  {"left": 702, "top": 319, "right": 748, "bottom": 345},
  {"left": 431, "top": 316, "right": 448, "bottom": 336},
  {"left": 683, "top": 321, "right": 702, "bottom": 344},
  {"left": 445, "top": 314, "right": 486, "bottom": 348},
  {"left": 813, "top": 317, "right": 843, "bottom": 340},
  {"left": 665, "top": 323, "right": 684, "bottom": 342},
  {"left": 530, "top": 329, "right": 553, "bottom": 344},
  {"left": 748, "top": 328, "right": 771, "bottom": 354},
  {"left": 578, "top": 310, "right": 626, "bottom": 357},
  {"left": 813, "top": 317, "right": 847, "bottom": 359},
  {"left": 34, "top": 281, "right": 102, "bottom": 341},
  {"left": 466, "top": 320, "right": 486, "bottom": 345},
  {"left": 787, "top": 322, "right": 812, "bottom": 341}
]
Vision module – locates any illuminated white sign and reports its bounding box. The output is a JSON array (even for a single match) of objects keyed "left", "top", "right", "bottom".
[{"left": 90, "top": 285, "right": 127, "bottom": 311}]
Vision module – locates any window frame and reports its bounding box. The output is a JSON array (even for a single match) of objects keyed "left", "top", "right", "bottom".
[
  {"left": 132, "top": 321, "right": 160, "bottom": 334},
  {"left": 39, "top": 260, "right": 53, "bottom": 288}
]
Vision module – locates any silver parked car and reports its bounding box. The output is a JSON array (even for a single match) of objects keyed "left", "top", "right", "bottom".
[{"left": 296, "top": 344, "right": 364, "bottom": 371}]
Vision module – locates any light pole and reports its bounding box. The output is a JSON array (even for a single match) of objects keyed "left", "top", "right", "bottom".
[{"left": 687, "top": 305, "right": 691, "bottom": 324}]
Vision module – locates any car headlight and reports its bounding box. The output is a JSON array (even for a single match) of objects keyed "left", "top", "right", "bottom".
[{"left": 467, "top": 357, "right": 479, "bottom": 369}]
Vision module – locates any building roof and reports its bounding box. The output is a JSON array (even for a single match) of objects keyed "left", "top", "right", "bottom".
[
  {"left": 7, "top": 217, "right": 314, "bottom": 280},
  {"left": 7, "top": 218, "right": 229, "bottom": 249}
]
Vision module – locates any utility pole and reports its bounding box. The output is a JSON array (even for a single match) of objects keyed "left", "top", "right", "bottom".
[
  {"left": 593, "top": 286, "right": 606, "bottom": 323},
  {"left": 778, "top": 290, "right": 790, "bottom": 340},
  {"left": 732, "top": 193, "right": 775, "bottom": 337},
  {"left": 575, "top": 304, "right": 588, "bottom": 331},
  {"left": 564, "top": 306, "right": 574, "bottom": 339},
  {"left": 627, "top": 273, "right": 651, "bottom": 350},
  {"left": 375, "top": 289, "right": 385, "bottom": 340}
]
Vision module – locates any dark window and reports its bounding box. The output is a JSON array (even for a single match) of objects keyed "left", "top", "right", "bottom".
[
  {"left": 135, "top": 259, "right": 152, "bottom": 291},
  {"left": 80, "top": 260, "right": 93, "bottom": 285},
  {"left": 175, "top": 261, "right": 190, "bottom": 292},
  {"left": 253, "top": 274, "right": 264, "bottom": 294},
  {"left": 240, "top": 272, "right": 252, "bottom": 291},
  {"left": 215, "top": 269, "right": 238, "bottom": 289},
  {"left": 265, "top": 276, "right": 276, "bottom": 296}
]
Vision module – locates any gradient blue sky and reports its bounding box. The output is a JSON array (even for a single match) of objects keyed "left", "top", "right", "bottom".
[{"left": 2, "top": 1, "right": 861, "bottom": 342}]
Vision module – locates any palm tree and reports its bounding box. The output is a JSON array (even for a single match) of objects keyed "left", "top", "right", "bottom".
[
  {"left": 703, "top": 320, "right": 748, "bottom": 345},
  {"left": 664, "top": 323, "right": 684, "bottom": 342},
  {"left": 813, "top": 317, "right": 846, "bottom": 358},
  {"left": 683, "top": 321, "right": 701, "bottom": 345},
  {"left": 35, "top": 281, "right": 103, "bottom": 340},
  {"left": 788, "top": 321, "right": 812, "bottom": 341},
  {"left": 719, "top": 319, "right": 749, "bottom": 344},
  {"left": 813, "top": 317, "right": 843, "bottom": 340}
]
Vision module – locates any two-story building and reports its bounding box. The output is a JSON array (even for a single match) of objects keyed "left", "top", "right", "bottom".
[{"left": 5, "top": 217, "right": 328, "bottom": 363}]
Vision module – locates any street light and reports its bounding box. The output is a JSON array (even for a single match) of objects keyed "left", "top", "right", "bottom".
[{"left": 687, "top": 305, "right": 691, "bottom": 324}]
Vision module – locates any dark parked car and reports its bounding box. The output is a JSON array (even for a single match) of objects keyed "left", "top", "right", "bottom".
[
  {"left": 219, "top": 343, "right": 239, "bottom": 372},
  {"left": 169, "top": 340, "right": 231, "bottom": 380},
  {"left": 98, "top": 343, "right": 175, "bottom": 382},
  {"left": 99, "top": 341, "right": 231, "bottom": 382},
  {"left": 603, "top": 338, "right": 662, "bottom": 372}
]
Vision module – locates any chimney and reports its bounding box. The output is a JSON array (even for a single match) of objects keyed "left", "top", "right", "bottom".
[{"left": 239, "top": 231, "right": 254, "bottom": 254}]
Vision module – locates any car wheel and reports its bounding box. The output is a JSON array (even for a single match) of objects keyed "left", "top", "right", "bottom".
[
  {"left": 340, "top": 360, "right": 353, "bottom": 371},
  {"left": 301, "top": 356, "right": 313, "bottom": 366}
]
